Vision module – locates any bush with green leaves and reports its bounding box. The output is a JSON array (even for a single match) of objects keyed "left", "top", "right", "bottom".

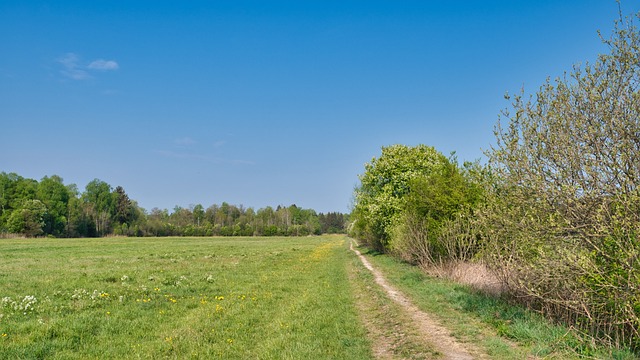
[
  {"left": 481, "top": 12, "right": 640, "bottom": 349},
  {"left": 391, "top": 159, "right": 485, "bottom": 266},
  {"left": 350, "top": 144, "right": 448, "bottom": 251}
]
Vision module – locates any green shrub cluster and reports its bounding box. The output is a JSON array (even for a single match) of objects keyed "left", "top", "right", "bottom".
[
  {"left": 350, "top": 144, "right": 485, "bottom": 265},
  {"left": 351, "top": 12, "right": 640, "bottom": 351}
]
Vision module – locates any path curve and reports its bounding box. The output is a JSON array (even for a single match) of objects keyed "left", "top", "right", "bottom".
[{"left": 350, "top": 241, "right": 480, "bottom": 360}]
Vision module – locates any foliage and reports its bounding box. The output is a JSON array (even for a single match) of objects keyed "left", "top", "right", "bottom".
[
  {"left": 6, "top": 199, "right": 47, "bottom": 237},
  {"left": 36, "top": 176, "right": 69, "bottom": 236},
  {"left": 481, "top": 12, "right": 640, "bottom": 349},
  {"left": 350, "top": 144, "right": 485, "bottom": 265},
  {"left": 0, "top": 172, "right": 347, "bottom": 238},
  {"left": 351, "top": 144, "right": 448, "bottom": 251},
  {"left": 391, "top": 158, "right": 485, "bottom": 266}
]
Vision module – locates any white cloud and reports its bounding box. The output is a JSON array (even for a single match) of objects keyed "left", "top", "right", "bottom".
[
  {"left": 57, "top": 53, "right": 119, "bottom": 80},
  {"left": 58, "top": 53, "right": 90, "bottom": 80},
  {"left": 88, "top": 59, "right": 119, "bottom": 70}
]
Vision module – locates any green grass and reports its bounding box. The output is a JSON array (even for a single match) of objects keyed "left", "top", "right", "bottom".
[
  {"left": 0, "top": 236, "right": 371, "bottom": 359},
  {"left": 346, "top": 251, "right": 441, "bottom": 359},
  {"left": 4, "top": 236, "right": 636, "bottom": 359},
  {"left": 356, "top": 244, "right": 638, "bottom": 360}
]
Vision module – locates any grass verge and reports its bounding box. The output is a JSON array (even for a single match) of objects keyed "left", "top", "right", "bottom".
[{"left": 354, "top": 242, "right": 638, "bottom": 360}]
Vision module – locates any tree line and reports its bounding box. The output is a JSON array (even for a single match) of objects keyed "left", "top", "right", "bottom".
[
  {"left": 0, "top": 173, "right": 348, "bottom": 238},
  {"left": 350, "top": 13, "right": 640, "bottom": 351}
]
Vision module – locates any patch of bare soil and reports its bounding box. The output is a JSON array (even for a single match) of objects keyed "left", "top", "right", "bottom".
[
  {"left": 348, "top": 256, "right": 441, "bottom": 359},
  {"left": 351, "top": 241, "right": 486, "bottom": 360}
]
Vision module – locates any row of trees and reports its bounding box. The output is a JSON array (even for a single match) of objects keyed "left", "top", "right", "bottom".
[
  {"left": 0, "top": 173, "right": 348, "bottom": 238},
  {"left": 0, "top": 174, "right": 138, "bottom": 238},
  {"left": 351, "top": 13, "right": 640, "bottom": 350},
  {"left": 144, "top": 204, "right": 347, "bottom": 237}
]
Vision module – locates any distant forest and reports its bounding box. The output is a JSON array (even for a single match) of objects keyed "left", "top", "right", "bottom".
[{"left": 0, "top": 172, "right": 348, "bottom": 238}]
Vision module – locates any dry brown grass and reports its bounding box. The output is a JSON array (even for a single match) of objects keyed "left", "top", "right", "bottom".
[
  {"left": 0, "top": 232, "right": 26, "bottom": 239},
  {"left": 421, "top": 261, "right": 504, "bottom": 297}
]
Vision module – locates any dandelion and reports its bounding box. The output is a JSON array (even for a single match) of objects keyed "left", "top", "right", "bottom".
[
  {"left": 226, "top": 338, "right": 233, "bottom": 344},
  {"left": 106, "top": 311, "right": 111, "bottom": 315},
  {"left": 1, "top": 333, "right": 6, "bottom": 338}
]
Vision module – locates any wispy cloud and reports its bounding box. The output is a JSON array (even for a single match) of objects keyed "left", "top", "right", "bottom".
[
  {"left": 88, "top": 59, "right": 119, "bottom": 70},
  {"left": 57, "top": 53, "right": 119, "bottom": 80},
  {"left": 58, "top": 53, "right": 90, "bottom": 80}
]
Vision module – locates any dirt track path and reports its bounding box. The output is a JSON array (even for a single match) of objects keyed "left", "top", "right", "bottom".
[{"left": 350, "top": 241, "right": 482, "bottom": 360}]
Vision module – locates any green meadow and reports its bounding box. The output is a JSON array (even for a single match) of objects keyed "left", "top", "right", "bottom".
[
  {"left": 2, "top": 235, "right": 634, "bottom": 359},
  {"left": 0, "top": 236, "right": 370, "bottom": 359}
]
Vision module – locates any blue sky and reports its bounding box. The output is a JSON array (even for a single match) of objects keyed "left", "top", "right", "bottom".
[{"left": 2, "top": 1, "right": 639, "bottom": 213}]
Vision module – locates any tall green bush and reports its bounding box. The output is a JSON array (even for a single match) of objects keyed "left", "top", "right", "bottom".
[
  {"left": 481, "top": 13, "right": 640, "bottom": 348},
  {"left": 391, "top": 159, "right": 485, "bottom": 265},
  {"left": 350, "top": 144, "right": 448, "bottom": 251}
]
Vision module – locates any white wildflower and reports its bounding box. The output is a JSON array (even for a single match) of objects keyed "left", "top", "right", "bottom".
[{"left": 71, "top": 289, "right": 90, "bottom": 300}]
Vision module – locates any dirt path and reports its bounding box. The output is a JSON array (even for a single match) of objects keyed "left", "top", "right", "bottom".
[{"left": 350, "top": 241, "right": 483, "bottom": 360}]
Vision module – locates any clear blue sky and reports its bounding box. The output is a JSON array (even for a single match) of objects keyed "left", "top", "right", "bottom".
[{"left": 2, "top": 1, "right": 639, "bottom": 213}]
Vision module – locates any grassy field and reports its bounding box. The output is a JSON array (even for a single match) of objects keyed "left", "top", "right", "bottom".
[
  {"left": 0, "top": 235, "right": 370, "bottom": 359},
  {"left": 2, "top": 235, "right": 636, "bottom": 359}
]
